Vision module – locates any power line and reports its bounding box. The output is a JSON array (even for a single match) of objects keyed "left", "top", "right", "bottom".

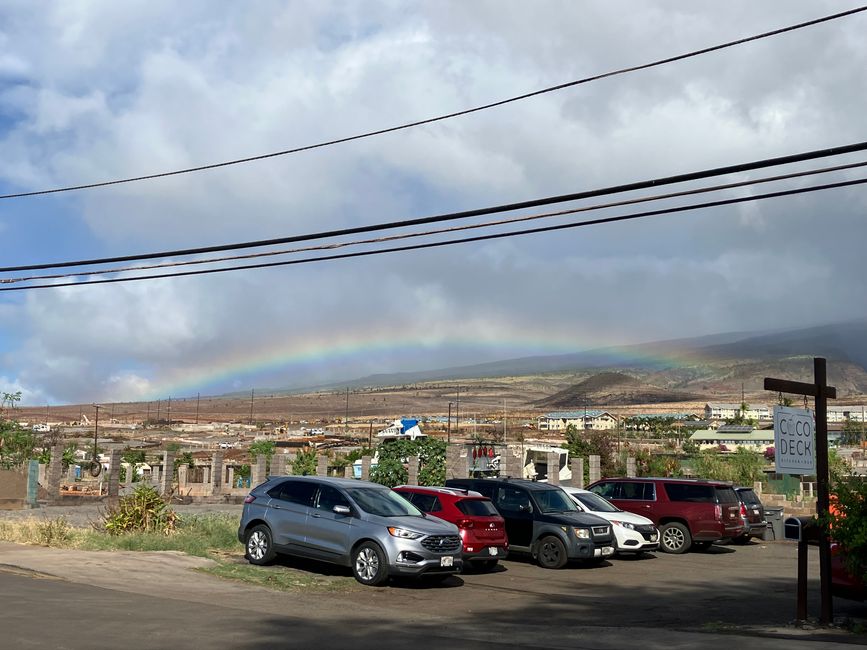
[
  {"left": 4, "top": 158, "right": 866, "bottom": 285},
  {"left": 4, "top": 174, "right": 865, "bottom": 292},
  {"left": 4, "top": 139, "right": 867, "bottom": 274},
  {"left": 1, "top": 6, "right": 864, "bottom": 201}
]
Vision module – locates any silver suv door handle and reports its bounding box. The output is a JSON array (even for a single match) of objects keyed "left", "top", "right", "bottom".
[{"left": 311, "top": 513, "right": 322, "bottom": 518}]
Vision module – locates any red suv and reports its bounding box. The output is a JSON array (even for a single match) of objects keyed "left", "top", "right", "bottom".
[
  {"left": 588, "top": 477, "right": 744, "bottom": 554},
  {"left": 393, "top": 486, "right": 508, "bottom": 571}
]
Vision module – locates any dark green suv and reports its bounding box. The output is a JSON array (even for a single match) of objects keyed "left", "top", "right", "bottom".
[{"left": 445, "top": 478, "right": 614, "bottom": 569}]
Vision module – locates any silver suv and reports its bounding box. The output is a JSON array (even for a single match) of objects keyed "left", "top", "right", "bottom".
[{"left": 238, "top": 476, "right": 463, "bottom": 586}]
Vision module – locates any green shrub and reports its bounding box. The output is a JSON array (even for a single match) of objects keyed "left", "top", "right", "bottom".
[
  {"left": 102, "top": 485, "right": 179, "bottom": 536},
  {"left": 36, "top": 517, "right": 73, "bottom": 546}
]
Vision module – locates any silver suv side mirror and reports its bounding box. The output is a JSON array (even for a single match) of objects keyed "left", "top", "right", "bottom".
[{"left": 333, "top": 505, "right": 351, "bottom": 516}]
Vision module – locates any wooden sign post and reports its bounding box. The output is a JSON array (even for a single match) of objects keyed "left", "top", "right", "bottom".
[{"left": 764, "top": 357, "right": 836, "bottom": 624}]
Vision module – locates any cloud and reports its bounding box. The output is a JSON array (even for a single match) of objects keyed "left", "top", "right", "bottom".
[{"left": 0, "top": 0, "right": 866, "bottom": 403}]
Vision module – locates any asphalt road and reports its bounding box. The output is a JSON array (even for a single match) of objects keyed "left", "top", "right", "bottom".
[{"left": 0, "top": 538, "right": 865, "bottom": 649}]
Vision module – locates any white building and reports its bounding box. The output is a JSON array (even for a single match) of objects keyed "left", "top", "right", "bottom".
[
  {"left": 704, "top": 403, "right": 771, "bottom": 422},
  {"left": 827, "top": 406, "right": 867, "bottom": 423},
  {"left": 538, "top": 410, "right": 618, "bottom": 431}
]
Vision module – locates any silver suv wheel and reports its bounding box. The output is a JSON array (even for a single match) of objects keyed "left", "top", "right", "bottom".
[
  {"left": 247, "top": 530, "right": 268, "bottom": 560},
  {"left": 351, "top": 541, "right": 388, "bottom": 586},
  {"left": 355, "top": 547, "right": 379, "bottom": 580}
]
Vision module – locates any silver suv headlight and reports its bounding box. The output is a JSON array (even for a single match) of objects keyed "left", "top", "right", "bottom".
[{"left": 387, "top": 527, "right": 424, "bottom": 540}]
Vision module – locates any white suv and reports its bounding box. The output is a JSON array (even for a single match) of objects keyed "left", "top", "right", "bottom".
[{"left": 561, "top": 487, "right": 659, "bottom": 555}]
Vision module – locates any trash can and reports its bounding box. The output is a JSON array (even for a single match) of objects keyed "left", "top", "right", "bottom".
[{"left": 764, "top": 506, "right": 785, "bottom": 541}]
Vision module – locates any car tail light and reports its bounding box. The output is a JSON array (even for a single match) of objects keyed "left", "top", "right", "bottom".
[
  {"left": 714, "top": 504, "right": 722, "bottom": 520},
  {"left": 457, "top": 518, "right": 475, "bottom": 529},
  {"left": 739, "top": 503, "right": 747, "bottom": 518},
  {"left": 244, "top": 495, "right": 256, "bottom": 504}
]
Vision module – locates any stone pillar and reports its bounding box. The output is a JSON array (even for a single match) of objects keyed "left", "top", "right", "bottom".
[
  {"left": 626, "top": 456, "right": 636, "bottom": 478},
  {"left": 570, "top": 458, "right": 585, "bottom": 489},
  {"left": 211, "top": 452, "right": 224, "bottom": 494},
  {"left": 361, "top": 456, "right": 372, "bottom": 481},
  {"left": 446, "top": 445, "right": 468, "bottom": 480},
  {"left": 151, "top": 466, "right": 161, "bottom": 487},
  {"left": 589, "top": 454, "right": 601, "bottom": 484},
  {"left": 252, "top": 456, "right": 267, "bottom": 486},
  {"left": 547, "top": 452, "right": 560, "bottom": 485},
  {"left": 407, "top": 457, "right": 419, "bottom": 486},
  {"left": 227, "top": 466, "right": 235, "bottom": 489},
  {"left": 47, "top": 443, "right": 64, "bottom": 502},
  {"left": 753, "top": 481, "right": 763, "bottom": 496},
  {"left": 177, "top": 464, "right": 188, "bottom": 491},
  {"left": 202, "top": 466, "right": 211, "bottom": 486},
  {"left": 285, "top": 453, "right": 297, "bottom": 476},
  {"left": 124, "top": 463, "right": 134, "bottom": 488},
  {"left": 316, "top": 454, "right": 328, "bottom": 477},
  {"left": 107, "top": 449, "right": 122, "bottom": 498},
  {"left": 343, "top": 465, "right": 353, "bottom": 479},
  {"left": 26, "top": 459, "right": 39, "bottom": 508},
  {"left": 502, "top": 446, "right": 521, "bottom": 478},
  {"left": 37, "top": 463, "right": 47, "bottom": 488},
  {"left": 271, "top": 453, "right": 287, "bottom": 477},
  {"left": 161, "top": 452, "right": 175, "bottom": 496}
]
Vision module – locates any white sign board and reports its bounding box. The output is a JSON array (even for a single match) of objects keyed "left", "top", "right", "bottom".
[{"left": 773, "top": 405, "right": 816, "bottom": 475}]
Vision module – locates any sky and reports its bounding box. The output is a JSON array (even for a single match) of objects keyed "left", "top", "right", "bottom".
[{"left": 1, "top": 1, "right": 866, "bottom": 405}]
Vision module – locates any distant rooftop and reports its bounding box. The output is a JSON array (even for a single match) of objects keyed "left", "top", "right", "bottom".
[{"left": 541, "top": 410, "right": 611, "bottom": 419}]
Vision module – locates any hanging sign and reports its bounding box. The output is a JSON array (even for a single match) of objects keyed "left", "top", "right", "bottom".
[{"left": 773, "top": 405, "right": 816, "bottom": 475}]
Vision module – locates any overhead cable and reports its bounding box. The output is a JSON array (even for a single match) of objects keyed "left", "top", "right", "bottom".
[
  {"left": 3, "top": 139, "right": 867, "bottom": 274},
  {"left": 4, "top": 175, "right": 865, "bottom": 292},
  {"left": 4, "top": 158, "right": 866, "bottom": 285},
  {"left": 0, "top": 5, "right": 864, "bottom": 201}
]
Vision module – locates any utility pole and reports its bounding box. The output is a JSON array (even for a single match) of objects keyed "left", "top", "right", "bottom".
[
  {"left": 447, "top": 402, "right": 453, "bottom": 444},
  {"left": 195, "top": 393, "right": 200, "bottom": 425},
  {"left": 92, "top": 403, "right": 102, "bottom": 460},
  {"left": 456, "top": 386, "right": 461, "bottom": 439},
  {"left": 156, "top": 399, "right": 161, "bottom": 424},
  {"left": 167, "top": 397, "right": 171, "bottom": 426},
  {"left": 345, "top": 387, "right": 349, "bottom": 436},
  {"left": 502, "top": 399, "right": 507, "bottom": 442},
  {"left": 249, "top": 389, "right": 255, "bottom": 426},
  {"left": 146, "top": 401, "right": 150, "bottom": 426}
]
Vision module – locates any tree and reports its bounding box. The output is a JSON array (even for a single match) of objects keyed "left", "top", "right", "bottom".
[
  {"left": 564, "top": 424, "right": 622, "bottom": 481},
  {"left": 292, "top": 448, "right": 317, "bottom": 476},
  {"left": 826, "top": 470, "right": 867, "bottom": 583},
  {"left": 692, "top": 448, "right": 764, "bottom": 485},
  {"left": 248, "top": 440, "right": 276, "bottom": 464},
  {"left": 369, "top": 438, "right": 446, "bottom": 488},
  {"left": 0, "top": 420, "right": 36, "bottom": 469},
  {"left": 840, "top": 417, "right": 865, "bottom": 447}
]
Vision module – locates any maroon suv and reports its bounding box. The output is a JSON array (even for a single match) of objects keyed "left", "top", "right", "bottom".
[
  {"left": 394, "top": 485, "right": 508, "bottom": 571},
  {"left": 588, "top": 477, "right": 744, "bottom": 554}
]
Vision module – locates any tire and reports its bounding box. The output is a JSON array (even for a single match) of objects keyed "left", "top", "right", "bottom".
[
  {"left": 536, "top": 535, "right": 568, "bottom": 569},
  {"left": 659, "top": 522, "right": 691, "bottom": 554},
  {"left": 691, "top": 541, "right": 712, "bottom": 551},
  {"left": 471, "top": 559, "right": 499, "bottom": 572},
  {"left": 732, "top": 534, "right": 750, "bottom": 546},
  {"left": 244, "top": 524, "right": 277, "bottom": 565},
  {"left": 351, "top": 541, "right": 389, "bottom": 586}
]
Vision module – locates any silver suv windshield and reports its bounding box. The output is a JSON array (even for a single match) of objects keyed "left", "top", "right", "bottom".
[{"left": 346, "top": 487, "right": 423, "bottom": 517}]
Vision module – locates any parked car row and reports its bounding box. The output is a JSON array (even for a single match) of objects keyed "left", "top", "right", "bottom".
[{"left": 237, "top": 475, "right": 768, "bottom": 586}]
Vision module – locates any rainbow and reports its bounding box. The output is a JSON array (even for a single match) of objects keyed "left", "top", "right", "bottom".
[{"left": 144, "top": 325, "right": 711, "bottom": 400}]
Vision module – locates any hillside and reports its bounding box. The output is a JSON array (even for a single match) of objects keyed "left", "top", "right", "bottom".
[{"left": 535, "top": 372, "right": 702, "bottom": 408}]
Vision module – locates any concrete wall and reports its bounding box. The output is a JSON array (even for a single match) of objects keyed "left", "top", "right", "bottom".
[{"left": 0, "top": 468, "right": 28, "bottom": 510}]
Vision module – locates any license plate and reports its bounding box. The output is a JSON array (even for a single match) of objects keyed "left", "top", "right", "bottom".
[
  {"left": 440, "top": 556, "right": 454, "bottom": 567},
  {"left": 488, "top": 547, "right": 499, "bottom": 556}
]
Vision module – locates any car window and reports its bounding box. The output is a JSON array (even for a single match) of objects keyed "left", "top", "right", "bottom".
[
  {"left": 346, "top": 487, "right": 422, "bottom": 517},
  {"left": 497, "top": 486, "right": 532, "bottom": 513},
  {"left": 590, "top": 482, "right": 616, "bottom": 499},
  {"left": 620, "top": 481, "right": 654, "bottom": 500},
  {"left": 455, "top": 499, "right": 499, "bottom": 516},
  {"left": 737, "top": 489, "right": 761, "bottom": 506},
  {"left": 573, "top": 492, "right": 620, "bottom": 513},
  {"left": 664, "top": 483, "right": 715, "bottom": 503},
  {"left": 315, "top": 485, "right": 350, "bottom": 511},
  {"left": 410, "top": 493, "right": 442, "bottom": 513},
  {"left": 715, "top": 487, "right": 739, "bottom": 504},
  {"left": 470, "top": 482, "right": 497, "bottom": 500},
  {"left": 268, "top": 480, "right": 318, "bottom": 506},
  {"left": 533, "top": 489, "right": 577, "bottom": 513}
]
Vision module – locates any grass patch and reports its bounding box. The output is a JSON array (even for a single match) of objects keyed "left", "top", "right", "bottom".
[
  {"left": 0, "top": 514, "right": 358, "bottom": 593},
  {"left": 198, "top": 560, "right": 358, "bottom": 593}
]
